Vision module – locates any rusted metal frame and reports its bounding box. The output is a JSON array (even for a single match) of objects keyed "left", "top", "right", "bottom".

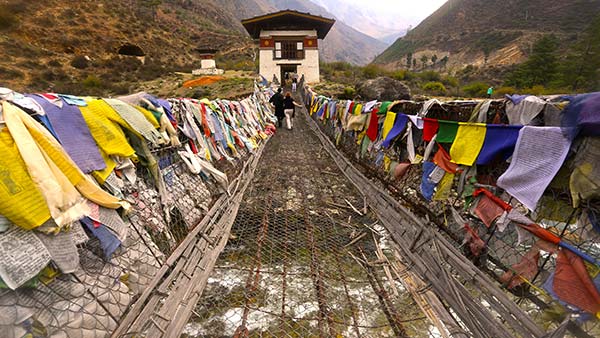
[
  {"left": 357, "top": 247, "right": 408, "bottom": 338},
  {"left": 529, "top": 208, "right": 579, "bottom": 286},
  {"left": 234, "top": 197, "right": 272, "bottom": 337},
  {"left": 303, "top": 206, "right": 336, "bottom": 338},
  {"left": 281, "top": 215, "right": 289, "bottom": 322},
  {"left": 325, "top": 211, "right": 363, "bottom": 338}
]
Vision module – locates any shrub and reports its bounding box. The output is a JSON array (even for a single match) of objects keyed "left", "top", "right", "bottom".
[
  {"left": 70, "top": 55, "right": 89, "bottom": 69},
  {"left": 494, "top": 86, "right": 517, "bottom": 97},
  {"left": 522, "top": 85, "right": 546, "bottom": 96},
  {"left": 422, "top": 81, "right": 447, "bottom": 95},
  {"left": 362, "top": 64, "right": 384, "bottom": 79},
  {"left": 461, "top": 82, "right": 488, "bottom": 97},
  {"left": 418, "top": 70, "right": 441, "bottom": 82},
  {"left": 391, "top": 69, "right": 415, "bottom": 81},
  {"left": 82, "top": 75, "right": 102, "bottom": 88},
  {"left": 338, "top": 87, "right": 356, "bottom": 100}
]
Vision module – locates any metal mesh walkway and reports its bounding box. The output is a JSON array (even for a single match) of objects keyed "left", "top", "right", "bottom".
[{"left": 183, "top": 105, "right": 433, "bottom": 337}]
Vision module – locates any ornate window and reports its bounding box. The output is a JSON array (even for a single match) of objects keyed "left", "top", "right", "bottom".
[{"left": 274, "top": 40, "right": 304, "bottom": 60}]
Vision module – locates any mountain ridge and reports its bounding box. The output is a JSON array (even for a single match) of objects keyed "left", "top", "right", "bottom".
[{"left": 374, "top": 0, "right": 600, "bottom": 71}]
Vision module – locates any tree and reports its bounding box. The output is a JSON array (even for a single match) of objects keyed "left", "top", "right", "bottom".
[
  {"left": 440, "top": 55, "right": 449, "bottom": 70},
  {"left": 560, "top": 14, "right": 600, "bottom": 91},
  {"left": 406, "top": 53, "right": 413, "bottom": 69},
  {"left": 420, "top": 55, "right": 429, "bottom": 70},
  {"left": 507, "top": 35, "right": 559, "bottom": 88},
  {"left": 431, "top": 54, "right": 438, "bottom": 68}
]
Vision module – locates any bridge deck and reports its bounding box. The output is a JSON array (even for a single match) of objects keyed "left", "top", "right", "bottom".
[{"left": 182, "top": 103, "right": 431, "bottom": 337}]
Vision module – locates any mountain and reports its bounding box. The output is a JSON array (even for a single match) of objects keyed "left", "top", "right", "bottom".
[
  {"left": 374, "top": 0, "right": 600, "bottom": 71},
  {"left": 309, "top": 0, "right": 408, "bottom": 44}
]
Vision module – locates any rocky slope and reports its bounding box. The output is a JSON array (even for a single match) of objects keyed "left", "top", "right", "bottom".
[
  {"left": 0, "top": 0, "right": 386, "bottom": 94},
  {"left": 374, "top": 0, "right": 600, "bottom": 71}
]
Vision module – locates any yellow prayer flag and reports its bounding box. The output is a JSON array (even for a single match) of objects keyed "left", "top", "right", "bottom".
[
  {"left": 450, "top": 123, "right": 487, "bottom": 166},
  {"left": 382, "top": 112, "right": 396, "bottom": 140},
  {"left": 434, "top": 172, "right": 455, "bottom": 201}
]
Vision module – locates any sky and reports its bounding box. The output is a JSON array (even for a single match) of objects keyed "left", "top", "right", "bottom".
[
  {"left": 345, "top": 0, "right": 447, "bottom": 22},
  {"left": 310, "top": 0, "right": 448, "bottom": 40}
]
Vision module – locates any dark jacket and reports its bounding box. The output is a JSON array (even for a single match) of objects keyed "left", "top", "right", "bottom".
[
  {"left": 269, "top": 92, "right": 284, "bottom": 117},
  {"left": 283, "top": 97, "right": 295, "bottom": 110}
]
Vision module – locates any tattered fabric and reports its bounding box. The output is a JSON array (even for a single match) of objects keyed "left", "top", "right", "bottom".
[
  {"left": 552, "top": 249, "right": 600, "bottom": 315},
  {"left": 570, "top": 137, "right": 600, "bottom": 207},
  {"left": 497, "top": 126, "right": 572, "bottom": 211},
  {"left": 382, "top": 114, "right": 408, "bottom": 148},
  {"left": 420, "top": 161, "right": 437, "bottom": 201},
  {"left": 0, "top": 102, "right": 129, "bottom": 229},
  {"left": 476, "top": 125, "right": 522, "bottom": 165},
  {"left": 449, "top": 123, "right": 486, "bottom": 166},
  {"left": 29, "top": 95, "right": 105, "bottom": 173},
  {"left": 560, "top": 91, "right": 600, "bottom": 140},
  {"left": 366, "top": 108, "right": 379, "bottom": 141}
]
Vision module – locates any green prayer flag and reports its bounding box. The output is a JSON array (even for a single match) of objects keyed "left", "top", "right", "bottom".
[
  {"left": 437, "top": 120, "right": 459, "bottom": 143},
  {"left": 378, "top": 101, "right": 392, "bottom": 115}
]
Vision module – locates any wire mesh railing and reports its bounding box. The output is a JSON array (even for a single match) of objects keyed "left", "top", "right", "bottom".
[{"left": 298, "top": 80, "right": 600, "bottom": 338}]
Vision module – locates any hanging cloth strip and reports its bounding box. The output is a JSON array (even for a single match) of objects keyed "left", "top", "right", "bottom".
[
  {"left": 79, "top": 99, "right": 138, "bottom": 183},
  {"left": 29, "top": 95, "right": 105, "bottom": 173},
  {"left": 570, "top": 137, "right": 600, "bottom": 207},
  {"left": 420, "top": 161, "right": 438, "bottom": 201},
  {"left": 378, "top": 101, "right": 392, "bottom": 115},
  {"left": 561, "top": 92, "right": 600, "bottom": 140},
  {"left": 552, "top": 249, "right": 600, "bottom": 316},
  {"left": 436, "top": 120, "right": 459, "bottom": 143},
  {"left": 476, "top": 125, "right": 522, "bottom": 165},
  {"left": 381, "top": 111, "right": 396, "bottom": 140},
  {"left": 433, "top": 146, "right": 458, "bottom": 173},
  {"left": 382, "top": 114, "right": 408, "bottom": 148},
  {"left": 497, "top": 126, "right": 572, "bottom": 211},
  {"left": 366, "top": 108, "right": 380, "bottom": 141},
  {"left": 103, "top": 99, "right": 163, "bottom": 145},
  {"left": 0, "top": 102, "right": 128, "bottom": 229},
  {"left": 505, "top": 95, "right": 546, "bottom": 125},
  {"left": 450, "top": 122, "right": 487, "bottom": 166}
]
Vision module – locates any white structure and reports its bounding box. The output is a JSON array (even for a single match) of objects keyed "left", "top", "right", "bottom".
[
  {"left": 192, "top": 48, "right": 224, "bottom": 76},
  {"left": 242, "top": 10, "right": 335, "bottom": 84}
]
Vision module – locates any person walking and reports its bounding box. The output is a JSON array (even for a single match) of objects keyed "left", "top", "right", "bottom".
[
  {"left": 487, "top": 86, "right": 494, "bottom": 98},
  {"left": 291, "top": 75, "right": 298, "bottom": 93},
  {"left": 269, "top": 88, "right": 285, "bottom": 128},
  {"left": 283, "top": 92, "right": 302, "bottom": 130}
]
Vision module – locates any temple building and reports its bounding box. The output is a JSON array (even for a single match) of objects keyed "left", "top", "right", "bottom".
[{"left": 242, "top": 10, "right": 335, "bottom": 84}]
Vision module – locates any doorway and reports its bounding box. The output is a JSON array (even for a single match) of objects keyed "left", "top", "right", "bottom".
[{"left": 280, "top": 64, "right": 297, "bottom": 86}]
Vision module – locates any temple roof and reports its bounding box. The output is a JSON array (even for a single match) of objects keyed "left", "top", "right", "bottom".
[{"left": 241, "top": 10, "right": 335, "bottom": 39}]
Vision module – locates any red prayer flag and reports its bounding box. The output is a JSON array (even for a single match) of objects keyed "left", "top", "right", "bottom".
[
  {"left": 366, "top": 108, "right": 379, "bottom": 141},
  {"left": 500, "top": 246, "right": 540, "bottom": 289},
  {"left": 474, "top": 193, "right": 505, "bottom": 228},
  {"left": 553, "top": 249, "right": 600, "bottom": 315},
  {"left": 423, "top": 118, "right": 439, "bottom": 141}
]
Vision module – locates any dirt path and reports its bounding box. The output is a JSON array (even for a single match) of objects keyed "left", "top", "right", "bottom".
[{"left": 182, "top": 99, "right": 432, "bottom": 337}]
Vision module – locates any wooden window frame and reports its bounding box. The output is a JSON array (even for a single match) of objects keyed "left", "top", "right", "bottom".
[{"left": 274, "top": 39, "right": 304, "bottom": 60}]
